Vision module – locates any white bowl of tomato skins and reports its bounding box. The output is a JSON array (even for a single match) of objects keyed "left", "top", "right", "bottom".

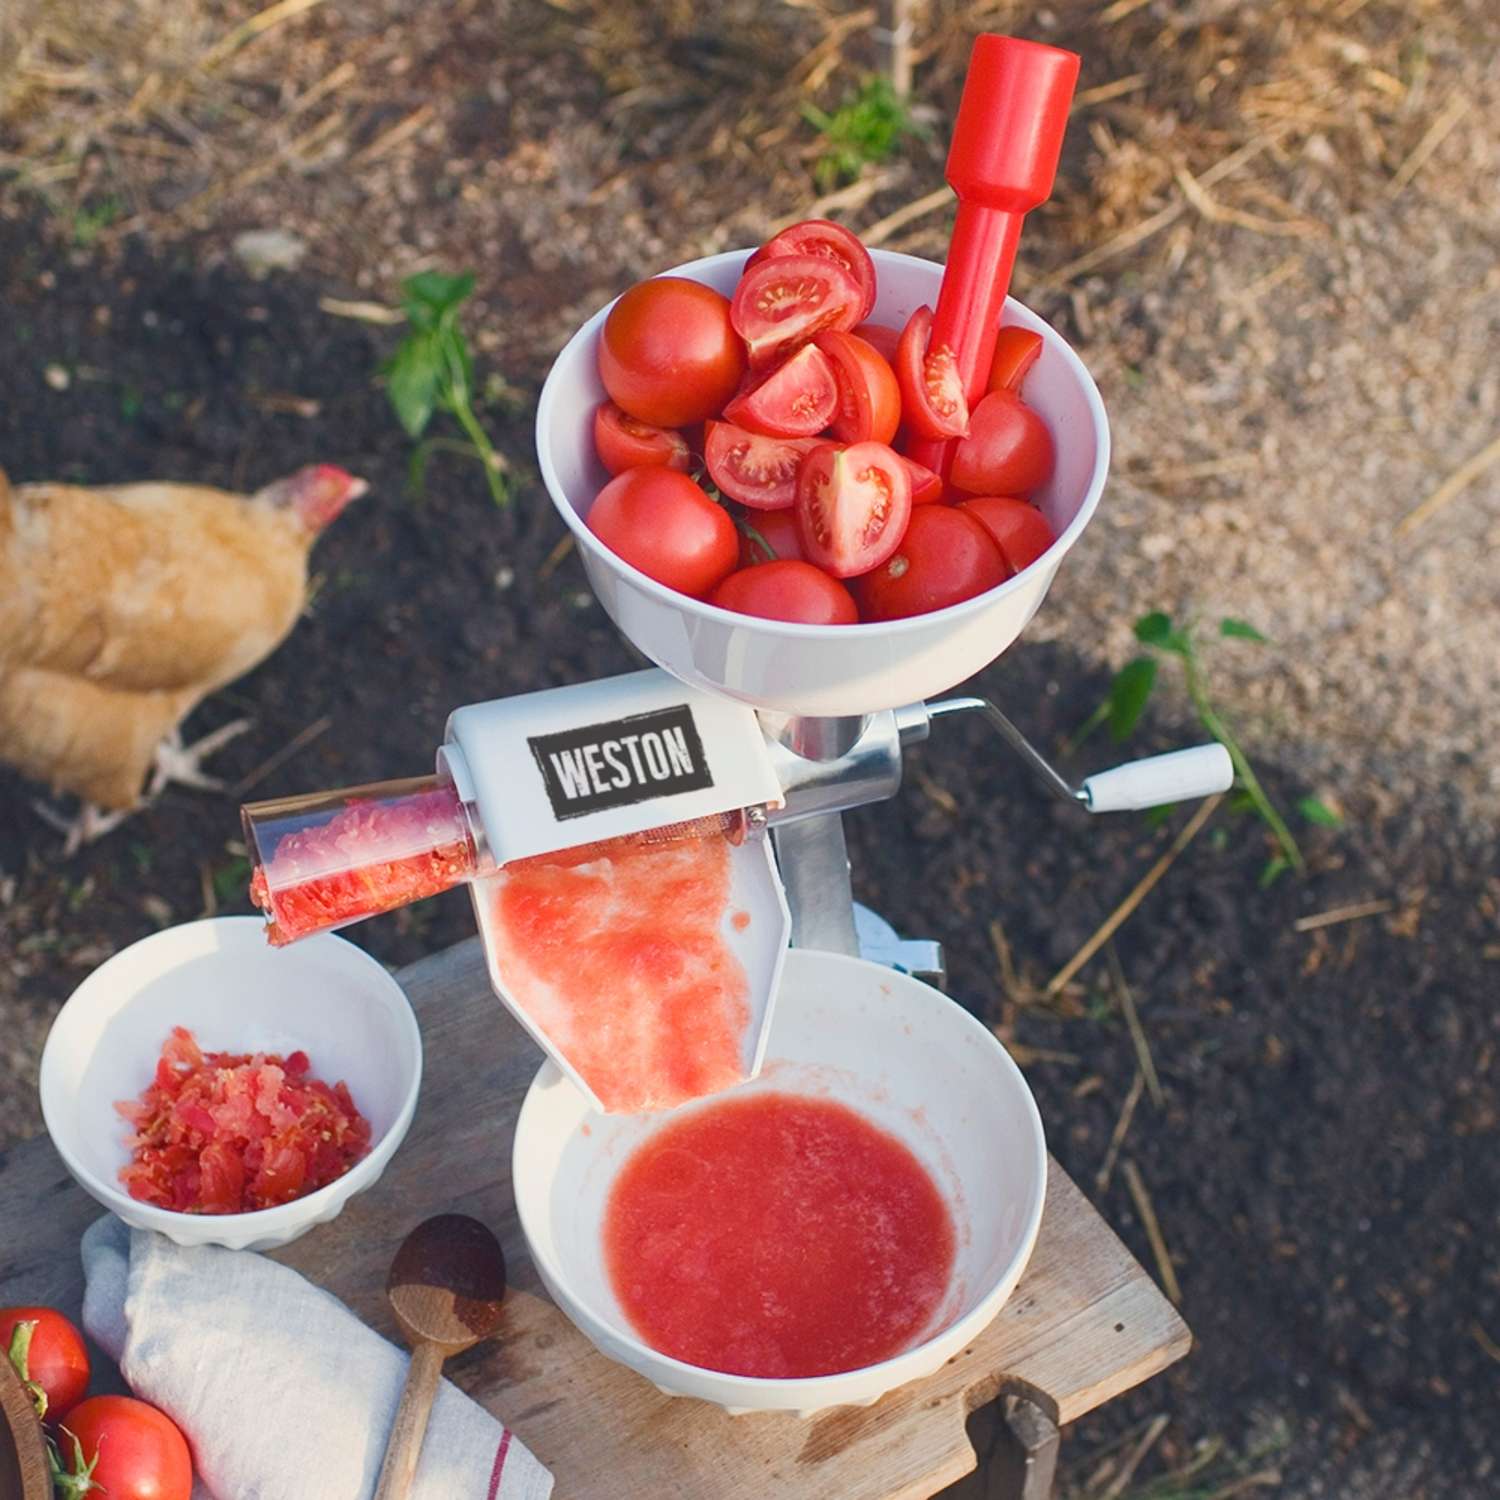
[
  {"left": 512, "top": 949, "right": 1047, "bottom": 1416},
  {"left": 40, "top": 917, "right": 422, "bottom": 1252},
  {"left": 536, "top": 243, "right": 1111, "bottom": 718}
]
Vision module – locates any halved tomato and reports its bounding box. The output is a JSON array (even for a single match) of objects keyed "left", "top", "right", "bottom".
[
  {"left": 895, "top": 305, "right": 969, "bottom": 440},
  {"left": 900, "top": 454, "right": 944, "bottom": 505},
  {"left": 853, "top": 505, "right": 1010, "bottom": 621},
  {"left": 731, "top": 254, "right": 863, "bottom": 368},
  {"left": 593, "top": 401, "right": 690, "bottom": 475},
  {"left": 853, "top": 322, "right": 901, "bottom": 362},
  {"left": 987, "top": 326, "right": 1044, "bottom": 396},
  {"left": 958, "top": 496, "right": 1055, "bottom": 571},
  {"left": 737, "top": 506, "right": 807, "bottom": 564},
  {"left": 950, "top": 391, "right": 1055, "bottom": 497},
  {"left": 706, "top": 420, "right": 820, "bottom": 510},
  {"left": 723, "top": 343, "right": 838, "bottom": 437},
  {"left": 756, "top": 219, "right": 877, "bottom": 321},
  {"left": 794, "top": 441, "right": 912, "bottom": 579},
  {"left": 710, "top": 560, "right": 858, "bottom": 625},
  {"left": 815, "top": 331, "right": 900, "bottom": 445}
]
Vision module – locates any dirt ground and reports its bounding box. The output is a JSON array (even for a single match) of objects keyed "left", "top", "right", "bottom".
[{"left": 2, "top": 2, "right": 1497, "bottom": 1497}]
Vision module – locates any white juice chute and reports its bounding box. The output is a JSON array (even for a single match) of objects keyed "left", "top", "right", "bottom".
[{"left": 442, "top": 670, "right": 789, "bottom": 1112}]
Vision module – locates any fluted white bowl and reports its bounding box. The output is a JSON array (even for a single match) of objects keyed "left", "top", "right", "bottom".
[
  {"left": 536, "top": 248, "right": 1110, "bottom": 716},
  {"left": 40, "top": 917, "right": 421, "bottom": 1251}
]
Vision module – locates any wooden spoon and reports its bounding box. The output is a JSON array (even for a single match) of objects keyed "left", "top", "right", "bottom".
[
  {"left": 0, "top": 1346, "right": 50, "bottom": 1500},
  {"left": 373, "top": 1214, "right": 508, "bottom": 1500}
]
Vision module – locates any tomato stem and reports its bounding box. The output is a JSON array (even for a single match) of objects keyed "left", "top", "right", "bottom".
[
  {"left": 736, "top": 517, "right": 776, "bottom": 564},
  {"left": 1178, "top": 640, "right": 1304, "bottom": 873},
  {"left": 5, "top": 1319, "right": 47, "bottom": 1418},
  {"left": 49, "top": 1428, "right": 104, "bottom": 1499}
]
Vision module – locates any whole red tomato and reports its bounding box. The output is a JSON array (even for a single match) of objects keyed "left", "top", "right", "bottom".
[
  {"left": 587, "top": 468, "right": 739, "bottom": 598},
  {"left": 0, "top": 1306, "right": 89, "bottom": 1420},
  {"left": 710, "top": 561, "right": 858, "bottom": 625},
  {"left": 949, "top": 391, "right": 1055, "bottom": 497},
  {"left": 598, "top": 277, "right": 745, "bottom": 428},
  {"left": 852, "top": 505, "right": 1010, "bottom": 621},
  {"left": 959, "top": 496, "right": 1055, "bottom": 572},
  {"left": 58, "top": 1395, "right": 193, "bottom": 1500}
]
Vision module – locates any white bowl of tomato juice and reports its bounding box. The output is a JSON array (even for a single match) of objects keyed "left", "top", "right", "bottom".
[
  {"left": 535, "top": 247, "right": 1110, "bottom": 718},
  {"left": 511, "top": 949, "right": 1047, "bottom": 1416}
]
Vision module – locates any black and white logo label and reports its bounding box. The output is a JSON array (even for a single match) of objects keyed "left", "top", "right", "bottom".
[{"left": 529, "top": 705, "right": 714, "bottom": 820}]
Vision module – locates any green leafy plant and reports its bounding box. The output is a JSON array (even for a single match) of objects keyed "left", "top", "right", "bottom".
[
  {"left": 383, "top": 270, "right": 508, "bottom": 506},
  {"left": 1074, "top": 613, "right": 1338, "bottom": 885},
  {"left": 71, "top": 193, "right": 123, "bottom": 247},
  {"left": 802, "top": 76, "right": 923, "bottom": 190}
]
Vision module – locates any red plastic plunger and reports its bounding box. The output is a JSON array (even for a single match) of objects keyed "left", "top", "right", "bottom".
[{"left": 905, "top": 34, "right": 1079, "bottom": 477}]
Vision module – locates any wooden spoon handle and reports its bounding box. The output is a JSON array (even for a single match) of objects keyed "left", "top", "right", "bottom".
[{"left": 373, "top": 1340, "right": 446, "bottom": 1500}]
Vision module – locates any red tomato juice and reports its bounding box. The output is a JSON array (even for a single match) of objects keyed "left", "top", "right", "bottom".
[{"left": 604, "top": 1091, "right": 956, "bottom": 1378}]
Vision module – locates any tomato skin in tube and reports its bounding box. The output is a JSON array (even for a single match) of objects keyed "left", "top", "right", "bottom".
[{"left": 244, "top": 776, "right": 479, "bottom": 946}]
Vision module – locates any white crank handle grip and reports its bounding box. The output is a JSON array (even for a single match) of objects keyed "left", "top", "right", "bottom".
[{"left": 1080, "top": 744, "right": 1234, "bottom": 814}]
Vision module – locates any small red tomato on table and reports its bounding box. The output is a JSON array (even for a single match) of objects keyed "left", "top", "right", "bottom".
[
  {"left": 1, "top": 1305, "right": 90, "bottom": 1421},
  {"left": 54, "top": 1394, "right": 194, "bottom": 1500}
]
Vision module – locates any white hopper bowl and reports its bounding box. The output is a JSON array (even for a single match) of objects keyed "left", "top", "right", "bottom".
[{"left": 536, "top": 248, "right": 1110, "bottom": 718}]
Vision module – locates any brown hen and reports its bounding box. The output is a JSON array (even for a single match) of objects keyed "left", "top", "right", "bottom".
[{"left": 0, "top": 463, "right": 365, "bottom": 847}]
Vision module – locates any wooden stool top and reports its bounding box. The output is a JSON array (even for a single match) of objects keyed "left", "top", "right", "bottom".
[{"left": 0, "top": 938, "right": 1189, "bottom": 1499}]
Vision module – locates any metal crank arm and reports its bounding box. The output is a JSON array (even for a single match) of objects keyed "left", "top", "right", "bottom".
[{"left": 921, "top": 696, "right": 1233, "bottom": 813}]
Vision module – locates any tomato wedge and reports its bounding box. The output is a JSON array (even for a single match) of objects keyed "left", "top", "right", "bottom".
[
  {"left": 950, "top": 391, "right": 1055, "bottom": 497},
  {"left": 853, "top": 322, "right": 901, "bottom": 363},
  {"left": 731, "top": 254, "right": 863, "bottom": 368},
  {"left": 710, "top": 560, "right": 858, "bottom": 625},
  {"left": 895, "top": 305, "right": 968, "bottom": 440},
  {"left": 756, "top": 219, "right": 877, "bottom": 322},
  {"left": 958, "top": 496, "right": 1055, "bottom": 572},
  {"left": 900, "top": 454, "right": 944, "bottom": 506},
  {"left": 853, "top": 506, "right": 1010, "bottom": 622},
  {"left": 987, "top": 326, "right": 1044, "bottom": 396},
  {"left": 723, "top": 343, "right": 838, "bottom": 437},
  {"left": 593, "top": 402, "right": 690, "bottom": 475},
  {"left": 794, "top": 442, "right": 912, "bottom": 579},
  {"left": 706, "top": 421, "right": 820, "bottom": 510},
  {"left": 815, "top": 331, "right": 900, "bottom": 445}
]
